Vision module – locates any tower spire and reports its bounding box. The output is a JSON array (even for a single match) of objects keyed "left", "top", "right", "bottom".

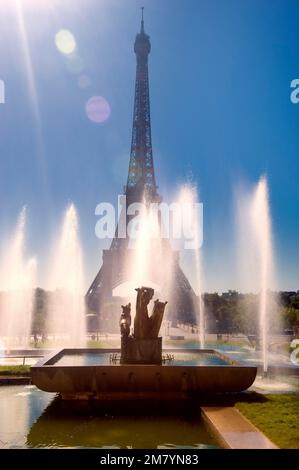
[{"left": 126, "top": 10, "right": 157, "bottom": 202}]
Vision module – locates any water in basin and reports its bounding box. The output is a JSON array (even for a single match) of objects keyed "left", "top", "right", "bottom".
[{"left": 51, "top": 351, "right": 231, "bottom": 367}]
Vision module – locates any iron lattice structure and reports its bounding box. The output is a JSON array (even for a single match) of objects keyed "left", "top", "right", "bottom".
[
  {"left": 127, "top": 13, "right": 157, "bottom": 202},
  {"left": 86, "top": 13, "right": 198, "bottom": 331}
]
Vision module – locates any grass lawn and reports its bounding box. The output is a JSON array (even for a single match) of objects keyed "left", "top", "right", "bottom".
[
  {"left": 29, "top": 339, "right": 120, "bottom": 349},
  {"left": 164, "top": 338, "right": 249, "bottom": 349},
  {"left": 236, "top": 394, "right": 299, "bottom": 449},
  {"left": 0, "top": 365, "right": 31, "bottom": 376}
]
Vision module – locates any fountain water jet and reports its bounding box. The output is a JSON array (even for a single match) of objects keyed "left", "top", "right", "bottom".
[
  {"left": 0, "top": 208, "right": 36, "bottom": 348},
  {"left": 46, "top": 204, "right": 86, "bottom": 347},
  {"left": 251, "top": 177, "right": 273, "bottom": 374},
  {"left": 112, "top": 194, "right": 175, "bottom": 337},
  {"left": 178, "top": 185, "right": 205, "bottom": 348},
  {"left": 124, "top": 197, "right": 165, "bottom": 328},
  {"left": 236, "top": 176, "right": 276, "bottom": 374}
]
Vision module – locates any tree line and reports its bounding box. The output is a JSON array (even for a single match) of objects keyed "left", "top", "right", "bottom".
[{"left": 30, "top": 288, "right": 299, "bottom": 335}]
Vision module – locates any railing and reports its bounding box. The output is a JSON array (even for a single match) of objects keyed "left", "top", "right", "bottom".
[{"left": 0, "top": 355, "right": 44, "bottom": 365}]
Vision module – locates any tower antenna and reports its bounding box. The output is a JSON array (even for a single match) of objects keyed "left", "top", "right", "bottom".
[{"left": 141, "top": 6, "right": 144, "bottom": 33}]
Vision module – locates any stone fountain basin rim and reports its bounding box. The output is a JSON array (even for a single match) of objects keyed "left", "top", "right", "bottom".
[
  {"left": 31, "top": 348, "right": 258, "bottom": 396},
  {"left": 32, "top": 348, "right": 250, "bottom": 368}
]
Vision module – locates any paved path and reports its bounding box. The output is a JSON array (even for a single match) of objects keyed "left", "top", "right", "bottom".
[{"left": 201, "top": 406, "right": 277, "bottom": 449}]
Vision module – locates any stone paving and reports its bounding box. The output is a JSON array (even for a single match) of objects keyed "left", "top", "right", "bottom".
[{"left": 201, "top": 406, "right": 277, "bottom": 449}]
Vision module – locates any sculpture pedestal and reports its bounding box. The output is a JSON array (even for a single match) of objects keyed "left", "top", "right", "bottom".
[{"left": 121, "top": 336, "right": 162, "bottom": 365}]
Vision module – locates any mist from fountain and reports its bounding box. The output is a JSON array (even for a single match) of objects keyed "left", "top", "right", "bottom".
[
  {"left": 0, "top": 208, "right": 37, "bottom": 348},
  {"left": 46, "top": 204, "right": 86, "bottom": 347}
]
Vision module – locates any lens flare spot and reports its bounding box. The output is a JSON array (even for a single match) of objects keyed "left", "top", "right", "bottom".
[
  {"left": 55, "top": 29, "right": 76, "bottom": 55},
  {"left": 78, "top": 74, "right": 91, "bottom": 89},
  {"left": 85, "top": 96, "right": 111, "bottom": 124}
]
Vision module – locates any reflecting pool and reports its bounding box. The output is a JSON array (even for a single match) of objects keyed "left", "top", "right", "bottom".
[{"left": 0, "top": 385, "right": 219, "bottom": 449}]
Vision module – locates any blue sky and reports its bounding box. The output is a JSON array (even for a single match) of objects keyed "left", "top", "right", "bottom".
[{"left": 0, "top": 0, "right": 299, "bottom": 292}]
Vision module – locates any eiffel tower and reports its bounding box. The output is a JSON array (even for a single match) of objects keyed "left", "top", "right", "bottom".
[{"left": 86, "top": 10, "right": 198, "bottom": 331}]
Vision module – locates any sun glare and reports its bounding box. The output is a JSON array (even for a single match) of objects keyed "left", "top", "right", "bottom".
[{"left": 55, "top": 29, "right": 77, "bottom": 55}]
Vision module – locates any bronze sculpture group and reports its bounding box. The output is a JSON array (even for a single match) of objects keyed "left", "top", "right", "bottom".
[
  {"left": 119, "top": 287, "right": 168, "bottom": 364},
  {"left": 120, "top": 287, "right": 167, "bottom": 339}
]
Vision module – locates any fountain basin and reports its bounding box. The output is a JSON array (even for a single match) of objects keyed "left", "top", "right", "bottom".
[{"left": 31, "top": 348, "right": 257, "bottom": 399}]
